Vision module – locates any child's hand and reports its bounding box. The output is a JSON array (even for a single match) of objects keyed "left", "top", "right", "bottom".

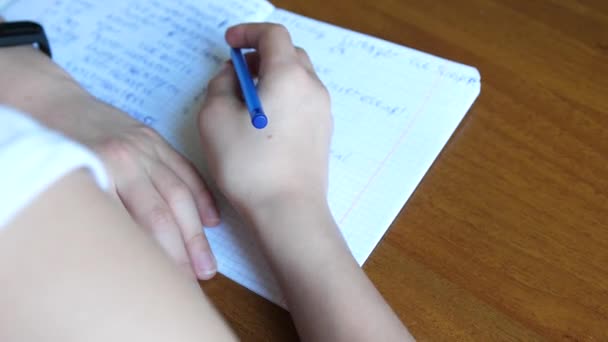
[
  {"left": 200, "top": 25, "right": 413, "bottom": 342},
  {"left": 199, "top": 24, "right": 333, "bottom": 222},
  {"left": 0, "top": 44, "right": 220, "bottom": 280}
]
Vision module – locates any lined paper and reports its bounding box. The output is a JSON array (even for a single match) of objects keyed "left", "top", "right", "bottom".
[
  {"left": 3, "top": 0, "right": 480, "bottom": 307},
  {"left": 270, "top": 9, "right": 481, "bottom": 266}
]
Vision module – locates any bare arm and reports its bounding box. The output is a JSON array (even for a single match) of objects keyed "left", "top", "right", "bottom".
[
  {"left": 0, "top": 42, "right": 221, "bottom": 280},
  {"left": 246, "top": 198, "right": 414, "bottom": 342},
  {"left": 0, "top": 170, "right": 235, "bottom": 342},
  {"left": 199, "top": 23, "right": 414, "bottom": 342}
]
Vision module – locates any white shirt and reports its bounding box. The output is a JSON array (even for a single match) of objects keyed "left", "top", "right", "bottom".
[{"left": 0, "top": 106, "right": 108, "bottom": 228}]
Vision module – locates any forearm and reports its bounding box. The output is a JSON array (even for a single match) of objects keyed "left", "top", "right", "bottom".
[
  {"left": 0, "top": 170, "right": 235, "bottom": 341},
  {"left": 0, "top": 46, "right": 134, "bottom": 144},
  {"left": 244, "top": 196, "right": 414, "bottom": 342},
  {"left": 0, "top": 45, "right": 112, "bottom": 141},
  {"left": 1, "top": 45, "right": 224, "bottom": 282},
  {"left": 0, "top": 46, "right": 79, "bottom": 121}
]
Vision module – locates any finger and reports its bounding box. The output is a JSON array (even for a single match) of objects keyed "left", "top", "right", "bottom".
[
  {"left": 206, "top": 51, "right": 260, "bottom": 100},
  {"left": 0, "top": 16, "right": 5, "bottom": 23},
  {"left": 157, "top": 147, "right": 220, "bottom": 227},
  {"left": 149, "top": 162, "right": 217, "bottom": 280},
  {"left": 117, "top": 173, "right": 197, "bottom": 279},
  {"left": 199, "top": 64, "right": 244, "bottom": 139},
  {"left": 225, "top": 23, "right": 297, "bottom": 72},
  {"left": 205, "top": 62, "right": 241, "bottom": 106},
  {"left": 95, "top": 155, "right": 142, "bottom": 217},
  {"left": 294, "top": 47, "right": 325, "bottom": 85},
  {"left": 208, "top": 53, "right": 259, "bottom": 102}
]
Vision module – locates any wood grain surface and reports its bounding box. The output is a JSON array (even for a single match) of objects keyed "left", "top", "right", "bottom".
[{"left": 201, "top": 1, "right": 608, "bottom": 340}]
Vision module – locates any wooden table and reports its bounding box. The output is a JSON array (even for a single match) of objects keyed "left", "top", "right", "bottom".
[{"left": 201, "top": 1, "right": 608, "bottom": 340}]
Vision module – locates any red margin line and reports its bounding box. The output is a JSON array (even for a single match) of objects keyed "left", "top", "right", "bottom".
[{"left": 338, "top": 75, "right": 443, "bottom": 225}]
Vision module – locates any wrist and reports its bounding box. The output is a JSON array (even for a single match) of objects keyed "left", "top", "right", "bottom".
[
  {"left": 237, "top": 191, "right": 352, "bottom": 265},
  {"left": 239, "top": 192, "right": 361, "bottom": 303},
  {"left": 0, "top": 46, "right": 83, "bottom": 123},
  {"left": 238, "top": 191, "right": 329, "bottom": 232},
  {"left": 0, "top": 45, "right": 57, "bottom": 85}
]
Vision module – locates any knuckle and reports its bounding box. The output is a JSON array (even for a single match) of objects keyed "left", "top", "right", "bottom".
[
  {"left": 283, "top": 63, "right": 309, "bottom": 82},
  {"left": 318, "top": 82, "right": 331, "bottom": 103},
  {"left": 276, "top": 63, "right": 332, "bottom": 101},
  {"left": 295, "top": 47, "right": 310, "bottom": 62},
  {"left": 135, "top": 124, "right": 163, "bottom": 142},
  {"left": 295, "top": 46, "right": 307, "bottom": 57},
  {"left": 96, "top": 138, "right": 135, "bottom": 166},
  {"left": 266, "top": 24, "right": 290, "bottom": 39},
  {"left": 95, "top": 126, "right": 162, "bottom": 171},
  {"left": 187, "top": 231, "right": 210, "bottom": 251},
  {"left": 165, "top": 182, "right": 193, "bottom": 206},
  {"left": 137, "top": 124, "right": 158, "bottom": 136},
  {"left": 147, "top": 205, "right": 175, "bottom": 230}
]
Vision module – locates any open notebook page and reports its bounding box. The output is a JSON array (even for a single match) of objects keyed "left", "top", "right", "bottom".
[
  {"left": 0, "top": 0, "right": 12, "bottom": 11},
  {"left": 3, "top": 0, "right": 480, "bottom": 307}
]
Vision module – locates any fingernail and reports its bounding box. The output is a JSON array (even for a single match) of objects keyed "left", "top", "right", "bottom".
[{"left": 195, "top": 251, "right": 217, "bottom": 280}]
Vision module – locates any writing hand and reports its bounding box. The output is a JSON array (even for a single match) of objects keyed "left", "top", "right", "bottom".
[
  {"left": 199, "top": 23, "right": 332, "bottom": 221},
  {"left": 199, "top": 24, "right": 413, "bottom": 341}
]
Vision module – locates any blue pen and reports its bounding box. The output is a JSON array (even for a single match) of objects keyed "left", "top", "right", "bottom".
[{"left": 230, "top": 48, "right": 268, "bottom": 129}]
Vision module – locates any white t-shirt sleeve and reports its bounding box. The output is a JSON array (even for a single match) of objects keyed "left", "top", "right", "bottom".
[{"left": 0, "top": 106, "right": 109, "bottom": 229}]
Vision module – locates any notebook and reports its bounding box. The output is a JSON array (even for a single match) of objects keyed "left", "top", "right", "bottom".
[{"left": 2, "top": 0, "right": 481, "bottom": 307}]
